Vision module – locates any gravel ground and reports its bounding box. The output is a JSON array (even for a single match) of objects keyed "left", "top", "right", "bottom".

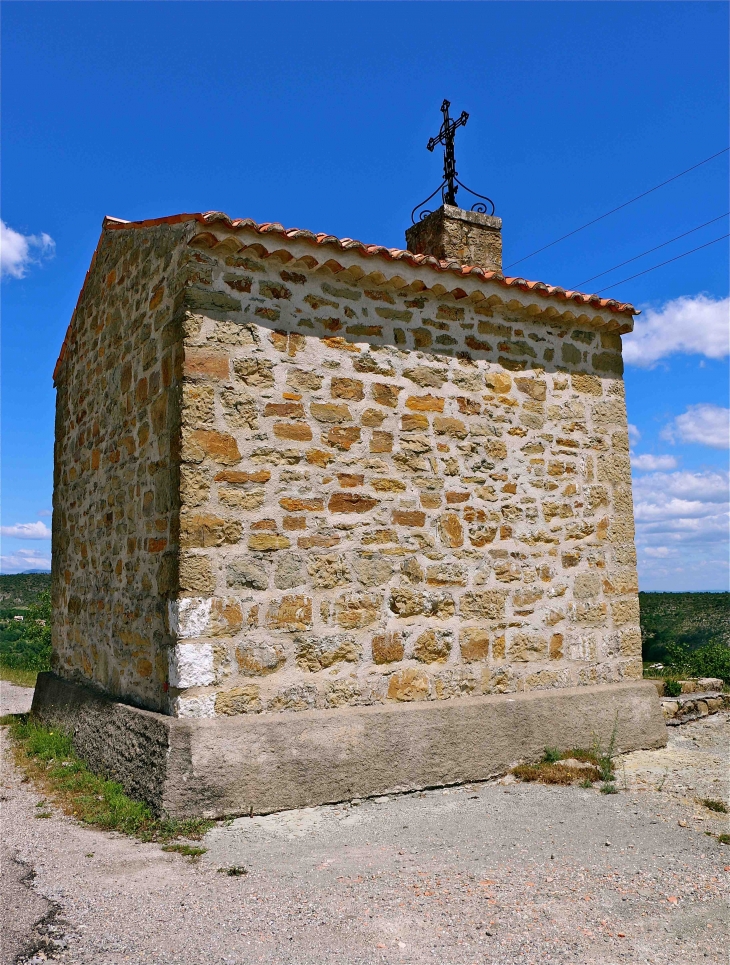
[
  {"left": 0, "top": 681, "right": 34, "bottom": 716},
  {"left": 0, "top": 850, "right": 57, "bottom": 965},
  {"left": 1, "top": 691, "right": 728, "bottom": 965}
]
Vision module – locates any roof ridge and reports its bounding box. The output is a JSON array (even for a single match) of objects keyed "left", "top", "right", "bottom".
[
  {"left": 54, "top": 210, "right": 637, "bottom": 384},
  {"left": 100, "top": 211, "right": 637, "bottom": 316}
]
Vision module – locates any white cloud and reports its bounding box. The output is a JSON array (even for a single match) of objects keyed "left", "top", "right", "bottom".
[
  {"left": 0, "top": 548, "right": 52, "bottom": 574},
  {"left": 633, "top": 470, "right": 728, "bottom": 544},
  {"left": 661, "top": 404, "right": 729, "bottom": 450},
  {"left": 631, "top": 454, "right": 678, "bottom": 471},
  {"left": 1, "top": 220, "right": 55, "bottom": 279},
  {"left": 633, "top": 469, "right": 729, "bottom": 590},
  {"left": 37, "top": 510, "right": 52, "bottom": 518},
  {"left": 634, "top": 469, "right": 728, "bottom": 506},
  {"left": 623, "top": 294, "right": 729, "bottom": 367},
  {"left": 0, "top": 521, "right": 52, "bottom": 539},
  {"left": 636, "top": 497, "right": 725, "bottom": 522},
  {"left": 627, "top": 423, "right": 641, "bottom": 446}
]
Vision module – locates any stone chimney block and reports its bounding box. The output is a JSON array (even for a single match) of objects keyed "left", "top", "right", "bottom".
[{"left": 405, "top": 204, "right": 502, "bottom": 273}]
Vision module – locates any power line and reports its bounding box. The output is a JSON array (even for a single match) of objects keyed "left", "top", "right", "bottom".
[
  {"left": 504, "top": 147, "right": 730, "bottom": 271},
  {"left": 572, "top": 212, "right": 729, "bottom": 289},
  {"left": 594, "top": 234, "right": 729, "bottom": 294}
]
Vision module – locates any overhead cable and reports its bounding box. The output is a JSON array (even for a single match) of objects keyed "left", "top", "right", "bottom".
[
  {"left": 573, "top": 213, "right": 729, "bottom": 289},
  {"left": 594, "top": 234, "right": 729, "bottom": 293},
  {"left": 504, "top": 147, "right": 729, "bottom": 270}
]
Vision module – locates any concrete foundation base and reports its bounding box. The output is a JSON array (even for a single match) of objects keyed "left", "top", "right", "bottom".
[{"left": 31, "top": 673, "right": 667, "bottom": 818}]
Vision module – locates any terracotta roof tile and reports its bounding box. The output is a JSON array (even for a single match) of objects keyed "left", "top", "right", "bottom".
[
  {"left": 54, "top": 211, "right": 637, "bottom": 383},
  {"left": 104, "top": 211, "right": 637, "bottom": 316}
]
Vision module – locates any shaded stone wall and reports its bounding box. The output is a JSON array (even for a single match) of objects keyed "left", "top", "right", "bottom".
[
  {"left": 170, "top": 235, "right": 641, "bottom": 719},
  {"left": 52, "top": 223, "right": 189, "bottom": 710}
]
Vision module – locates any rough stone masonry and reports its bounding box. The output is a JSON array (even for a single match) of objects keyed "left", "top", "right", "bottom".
[{"left": 34, "top": 205, "right": 666, "bottom": 816}]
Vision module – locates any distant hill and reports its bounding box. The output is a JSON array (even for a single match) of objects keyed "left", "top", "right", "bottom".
[
  {"left": 0, "top": 573, "right": 52, "bottom": 607},
  {"left": 640, "top": 591, "right": 730, "bottom": 662}
]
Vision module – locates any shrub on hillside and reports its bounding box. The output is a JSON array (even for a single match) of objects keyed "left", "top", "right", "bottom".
[
  {"left": 640, "top": 592, "right": 730, "bottom": 663},
  {"left": 664, "top": 639, "right": 730, "bottom": 684},
  {"left": 0, "top": 590, "right": 52, "bottom": 672}
]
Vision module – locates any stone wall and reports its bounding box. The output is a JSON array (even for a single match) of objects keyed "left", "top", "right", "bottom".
[
  {"left": 405, "top": 206, "right": 503, "bottom": 272},
  {"left": 52, "top": 219, "right": 641, "bottom": 720},
  {"left": 52, "top": 222, "right": 189, "bottom": 710},
  {"left": 170, "top": 231, "right": 641, "bottom": 719}
]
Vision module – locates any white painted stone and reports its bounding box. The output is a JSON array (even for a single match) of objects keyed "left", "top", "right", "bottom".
[
  {"left": 172, "top": 693, "right": 216, "bottom": 719},
  {"left": 169, "top": 597, "right": 213, "bottom": 640},
  {"left": 169, "top": 643, "right": 215, "bottom": 688}
]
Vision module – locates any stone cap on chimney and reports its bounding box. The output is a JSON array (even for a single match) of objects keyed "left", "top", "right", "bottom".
[{"left": 405, "top": 204, "right": 503, "bottom": 273}]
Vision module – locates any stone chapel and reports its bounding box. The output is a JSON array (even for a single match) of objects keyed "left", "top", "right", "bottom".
[{"left": 33, "top": 202, "right": 665, "bottom": 816}]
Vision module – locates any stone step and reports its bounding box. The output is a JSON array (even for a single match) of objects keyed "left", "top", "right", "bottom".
[{"left": 660, "top": 692, "right": 729, "bottom": 725}]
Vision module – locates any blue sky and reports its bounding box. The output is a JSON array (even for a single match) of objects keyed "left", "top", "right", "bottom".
[{"left": 2, "top": 1, "right": 728, "bottom": 589}]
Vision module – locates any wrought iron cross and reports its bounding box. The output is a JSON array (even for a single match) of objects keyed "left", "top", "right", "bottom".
[{"left": 427, "top": 99, "right": 469, "bottom": 206}]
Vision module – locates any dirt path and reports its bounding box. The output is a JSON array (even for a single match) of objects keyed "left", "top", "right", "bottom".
[
  {"left": 0, "top": 681, "right": 34, "bottom": 717},
  {"left": 1, "top": 700, "right": 728, "bottom": 965},
  {"left": 0, "top": 849, "right": 59, "bottom": 965}
]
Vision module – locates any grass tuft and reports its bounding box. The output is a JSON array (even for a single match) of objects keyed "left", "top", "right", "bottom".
[
  {"left": 512, "top": 762, "right": 600, "bottom": 786},
  {"left": 541, "top": 746, "right": 562, "bottom": 764},
  {"left": 511, "top": 722, "right": 621, "bottom": 793},
  {"left": 701, "top": 798, "right": 728, "bottom": 814},
  {"left": 719, "top": 834, "right": 730, "bottom": 846},
  {"left": 566, "top": 749, "right": 601, "bottom": 765},
  {"left": 218, "top": 865, "right": 247, "bottom": 876},
  {"left": 5, "top": 715, "right": 213, "bottom": 843},
  {"left": 0, "top": 666, "right": 39, "bottom": 688},
  {"left": 161, "top": 844, "right": 207, "bottom": 858}
]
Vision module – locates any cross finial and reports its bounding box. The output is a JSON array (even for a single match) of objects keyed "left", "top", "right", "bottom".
[
  {"left": 427, "top": 99, "right": 469, "bottom": 207},
  {"left": 410, "top": 101, "right": 494, "bottom": 224}
]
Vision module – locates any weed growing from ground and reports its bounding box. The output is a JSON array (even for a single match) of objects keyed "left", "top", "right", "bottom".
[
  {"left": 512, "top": 717, "right": 622, "bottom": 793},
  {"left": 588, "top": 715, "right": 620, "bottom": 792},
  {"left": 719, "top": 834, "right": 730, "bottom": 846},
  {"left": 162, "top": 844, "right": 207, "bottom": 859},
  {"left": 218, "top": 866, "right": 247, "bottom": 876},
  {"left": 541, "top": 747, "right": 562, "bottom": 764},
  {"left": 701, "top": 798, "right": 728, "bottom": 813},
  {"left": 512, "top": 762, "right": 600, "bottom": 786},
  {"left": 566, "top": 749, "right": 602, "bottom": 764},
  {"left": 5, "top": 715, "right": 213, "bottom": 843},
  {"left": 664, "top": 679, "right": 683, "bottom": 698}
]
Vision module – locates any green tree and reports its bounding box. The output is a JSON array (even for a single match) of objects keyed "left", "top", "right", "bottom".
[
  {"left": 0, "top": 590, "right": 52, "bottom": 672},
  {"left": 665, "top": 638, "right": 730, "bottom": 684}
]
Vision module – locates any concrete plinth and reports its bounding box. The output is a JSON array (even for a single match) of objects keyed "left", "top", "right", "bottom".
[{"left": 31, "top": 673, "right": 666, "bottom": 818}]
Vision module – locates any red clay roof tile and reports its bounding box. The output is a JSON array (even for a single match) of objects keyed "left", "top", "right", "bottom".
[
  {"left": 54, "top": 211, "right": 637, "bottom": 383},
  {"left": 103, "top": 211, "right": 637, "bottom": 316}
]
